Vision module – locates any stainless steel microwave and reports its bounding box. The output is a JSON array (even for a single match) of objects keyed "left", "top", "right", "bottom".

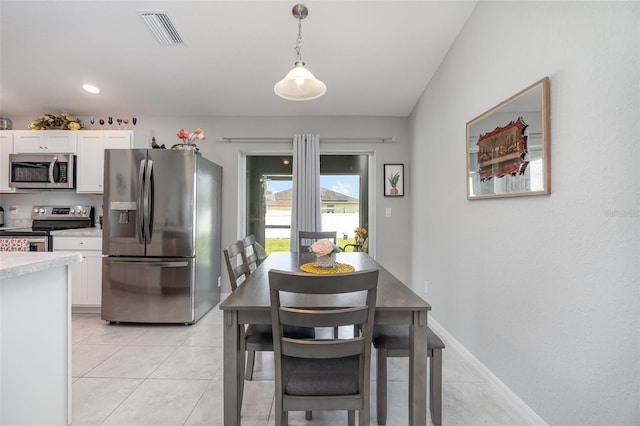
[{"left": 9, "top": 153, "right": 76, "bottom": 189}]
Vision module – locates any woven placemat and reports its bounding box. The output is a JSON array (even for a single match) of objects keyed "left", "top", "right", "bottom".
[{"left": 300, "top": 262, "right": 355, "bottom": 274}]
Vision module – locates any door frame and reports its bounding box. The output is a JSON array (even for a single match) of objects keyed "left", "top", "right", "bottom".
[{"left": 239, "top": 148, "right": 376, "bottom": 257}]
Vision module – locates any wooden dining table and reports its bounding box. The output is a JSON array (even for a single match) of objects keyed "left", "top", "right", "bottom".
[{"left": 219, "top": 251, "right": 431, "bottom": 425}]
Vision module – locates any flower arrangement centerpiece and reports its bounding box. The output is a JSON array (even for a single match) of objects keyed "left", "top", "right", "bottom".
[
  {"left": 354, "top": 227, "right": 367, "bottom": 244},
  {"left": 172, "top": 128, "right": 205, "bottom": 151},
  {"left": 309, "top": 238, "right": 342, "bottom": 268},
  {"left": 28, "top": 113, "right": 83, "bottom": 130}
]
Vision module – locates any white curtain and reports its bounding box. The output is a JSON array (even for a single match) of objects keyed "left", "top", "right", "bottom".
[{"left": 289, "top": 134, "right": 321, "bottom": 251}]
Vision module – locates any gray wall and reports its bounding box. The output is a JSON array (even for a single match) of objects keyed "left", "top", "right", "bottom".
[
  {"left": 2, "top": 115, "right": 411, "bottom": 293},
  {"left": 409, "top": 2, "right": 639, "bottom": 425}
]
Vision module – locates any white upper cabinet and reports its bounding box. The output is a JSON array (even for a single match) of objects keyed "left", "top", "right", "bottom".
[
  {"left": 13, "top": 130, "right": 76, "bottom": 153},
  {"left": 76, "top": 130, "right": 132, "bottom": 193},
  {"left": 0, "top": 131, "right": 15, "bottom": 192}
]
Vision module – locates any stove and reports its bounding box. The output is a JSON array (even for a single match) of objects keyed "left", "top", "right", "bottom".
[{"left": 0, "top": 205, "right": 94, "bottom": 251}]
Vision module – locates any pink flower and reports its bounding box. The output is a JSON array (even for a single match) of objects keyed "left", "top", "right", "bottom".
[
  {"left": 309, "top": 239, "right": 340, "bottom": 256},
  {"left": 177, "top": 127, "right": 206, "bottom": 144},
  {"left": 176, "top": 128, "right": 190, "bottom": 139}
]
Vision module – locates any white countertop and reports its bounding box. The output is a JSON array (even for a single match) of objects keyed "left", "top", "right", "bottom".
[
  {"left": 0, "top": 252, "right": 82, "bottom": 279},
  {"left": 51, "top": 228, "right": 103, "bottom": 237}
]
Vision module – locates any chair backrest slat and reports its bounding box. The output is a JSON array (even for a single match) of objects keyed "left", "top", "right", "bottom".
[
  {"left": 298, "top": 231, "right": 337, "bottom": 253},
  {"left": 280, "top": 306, "right": 369, "bottom": 329},
  {"left": 282, "top": 337, "right": 365, "bottom": 359},
  {"left": 269, "top": 269, "right": 372, "bottom": 294}
]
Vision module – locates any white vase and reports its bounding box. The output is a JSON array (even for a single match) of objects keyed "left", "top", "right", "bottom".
[{"left": 314, "top": 253, "right": 337, "bottom": 268}]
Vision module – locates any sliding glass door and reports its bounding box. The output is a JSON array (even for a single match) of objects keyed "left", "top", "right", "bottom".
[{"left": 246, "top": 154, "right": 369, "bottom": 253}]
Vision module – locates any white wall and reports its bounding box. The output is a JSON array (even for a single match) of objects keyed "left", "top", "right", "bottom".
[
  {"left": 409, "top": 2, "right": 639, "bottom": 425},
  {"left": 2, "top": 115, "right": 411, "bottom": 292}
]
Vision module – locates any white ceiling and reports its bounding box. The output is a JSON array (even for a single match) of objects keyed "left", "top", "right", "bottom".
[{"left": 0, "top": 1, "right": 477, "bottom": 119}]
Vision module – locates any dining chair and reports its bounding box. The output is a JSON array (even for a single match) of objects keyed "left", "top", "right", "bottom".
[
  {"left": 298, "top": 230, "right": 337, "bottom": 253},
  {"left": 342, "top": 237, "right": 369, "bottom": 253},
  {"left": 372, "top": 324, "right": 446, "bottom": 425},
  {"left": 242, "top": 234, "right": 266, "bottom": 272},
  {"left": 268, "top": 268, "right": 379, "bottom": 426},
  {"left": 223, "top": 240, "right": 315, "bottom": 382}
]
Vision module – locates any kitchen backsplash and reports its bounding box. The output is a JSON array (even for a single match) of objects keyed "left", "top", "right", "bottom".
[{"left": 0, "top": 192, "right": 102, "bottom": 227}]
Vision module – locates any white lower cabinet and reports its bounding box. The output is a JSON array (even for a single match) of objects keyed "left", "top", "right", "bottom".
[{"left": 53, "top": 236, "right": 103, "bottom": 311}]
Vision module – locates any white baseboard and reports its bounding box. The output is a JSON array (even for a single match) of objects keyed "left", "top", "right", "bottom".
[
  {"left": 72, "top": 306, "right": 101, "bottom": 314},
  {"left": 428, "top": 317, "right": 548, "bottom": 426}
]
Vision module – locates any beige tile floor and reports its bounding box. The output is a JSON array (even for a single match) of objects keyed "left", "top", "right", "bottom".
[{"left": 72, "top": 307, "right": 533, "bottom": 425}]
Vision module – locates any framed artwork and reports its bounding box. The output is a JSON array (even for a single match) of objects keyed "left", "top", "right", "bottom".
[
  {"left": 384, "top": 164, "right": 404, "bottom": 197},
  {"left": 466, "top": 77, "right": 550, "bottom": 199}
]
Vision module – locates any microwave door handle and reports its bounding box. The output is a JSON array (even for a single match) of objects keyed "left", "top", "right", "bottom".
[
  {"left": 136, "top": 159, "right": 146, "bottom": 244},
  {"left": 143, "top": 159, "right": 153, "bottom": 244},
  {"left": 49, "top": 157, "right": 56, "bottom": 184}
]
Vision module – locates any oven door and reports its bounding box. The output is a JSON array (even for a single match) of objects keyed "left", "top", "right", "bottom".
[
  {"left": 0, "top": 236, "right": 48, "bottom": 252},
  {"left": 9, "top": 154, "right": 75, "bottom": 189}
]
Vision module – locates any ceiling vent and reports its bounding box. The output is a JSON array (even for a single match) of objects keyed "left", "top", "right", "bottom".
[{"left": 138, "top": 10, "right": 185, "bottom": 46}]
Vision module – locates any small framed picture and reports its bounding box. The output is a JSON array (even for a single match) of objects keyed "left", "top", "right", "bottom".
[{"left": 384, "top": 164, "right": 404, "bottom": 197}]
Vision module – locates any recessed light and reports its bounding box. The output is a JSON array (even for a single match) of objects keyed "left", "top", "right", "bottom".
[{"left": 82, "top": 84, "right": 100, "bottom": 94}]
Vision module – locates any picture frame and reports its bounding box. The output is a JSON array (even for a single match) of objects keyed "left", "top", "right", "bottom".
[
  {"left": 384, "top": 164, "right": 404, "bottom": 197},
  {"left": 466, "top": 77, "right": 550, "bottom": 200}
]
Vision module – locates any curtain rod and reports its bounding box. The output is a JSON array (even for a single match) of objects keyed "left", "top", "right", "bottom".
[{"left": 218, "top": 136, "right": 396, "bottom": 144}]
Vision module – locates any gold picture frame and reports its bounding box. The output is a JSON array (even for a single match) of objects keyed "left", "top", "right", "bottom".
[{"left": 466, "top": 77, "right": 550, "bottom": 199}]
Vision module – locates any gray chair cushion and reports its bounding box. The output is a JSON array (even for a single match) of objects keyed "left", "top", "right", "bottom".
[
  {"left": 372, "top": 325, "right": 445, "bottom": 350},
  {"left": 283, "top": 355, "right": 359, "bottom": 396}
]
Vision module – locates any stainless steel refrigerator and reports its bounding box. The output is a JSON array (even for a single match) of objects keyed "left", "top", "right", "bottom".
[{"left": 101, "top": 149, "right": 222, "bottom": 324}]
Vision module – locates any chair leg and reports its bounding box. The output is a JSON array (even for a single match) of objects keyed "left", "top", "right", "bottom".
[
  {"left": 430, "top": 348, "right": 443, "bottom": 425},
  {"left": 245, "top": 350, "right": 256, "bottom": 381},
  {"left": 348, "top": 410, "right": 355, "bottom": 426},
  {"left": 239, "top": 349, "right": 245, "bottom": 414},
  {"left": 334, "top": 326, "right": 339, "bottom": 338},
  {"left": 376, "top": 348, "right": 388, "bottom": 425}
]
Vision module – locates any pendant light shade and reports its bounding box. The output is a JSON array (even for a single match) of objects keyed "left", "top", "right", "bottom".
[
  {"left": 274, "top": 4, "right": 326, "bottom": 101},
  {"left": 274, "top": 61, "right": 327, "bottom": 101}
]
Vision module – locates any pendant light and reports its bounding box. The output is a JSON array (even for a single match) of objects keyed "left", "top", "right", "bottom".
[{"left": 274, "top": 4, "right": 326, "bottom": 101}]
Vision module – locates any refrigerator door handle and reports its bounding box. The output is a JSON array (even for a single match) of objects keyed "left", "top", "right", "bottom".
[
  {"left": 137, "top": 159, "right": 146, "bottom": 244},
  {"left": 144, "top": 159, "right": 153, "bottom": 244},
  {"left": 105, "top": 260, "right": 189, "bottom": 268}
]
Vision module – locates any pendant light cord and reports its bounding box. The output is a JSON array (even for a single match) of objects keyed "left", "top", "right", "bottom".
[{"left": 294, "top": 17, "right": 303, "bottom": 64}]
